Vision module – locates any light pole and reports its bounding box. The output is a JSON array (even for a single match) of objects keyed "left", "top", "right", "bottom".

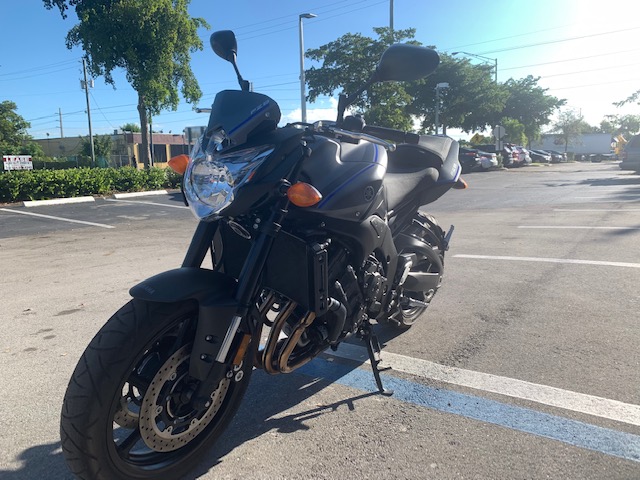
[
  {"left": 299, "top": 13, "right": 316, "bottom": 124},
  {"left": 452, "top": 51, "right": 498, "bottom": 83},
  {"left": 434, "top": 82, "right": 449, "bottom": 135}
]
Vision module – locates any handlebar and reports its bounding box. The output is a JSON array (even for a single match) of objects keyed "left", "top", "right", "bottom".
[
  {"left": 309, "top": 121, "right": 424, "bottom": 151},
  {"left": 362, "top": 125, "right": 420, "bottom": 145},
  {"left": 330, "top": 127, "right": 397, "bottom": 152}
]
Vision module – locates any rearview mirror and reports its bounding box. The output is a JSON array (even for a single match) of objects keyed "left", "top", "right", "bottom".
[
  {"left": 375, "top": 44, "right": 440, "bottom": 82},
  {"left": 210, "top": 30, "right": 238, "bottom": 62}
]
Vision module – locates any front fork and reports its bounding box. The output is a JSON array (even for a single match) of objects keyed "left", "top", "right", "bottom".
[{"left": 186, "top": 195, "right": 291, "bottom": 408}]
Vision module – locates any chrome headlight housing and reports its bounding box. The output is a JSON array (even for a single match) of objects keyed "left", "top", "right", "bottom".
[{"left": 184, "top": 136, "right": 274, "bottom": 220}]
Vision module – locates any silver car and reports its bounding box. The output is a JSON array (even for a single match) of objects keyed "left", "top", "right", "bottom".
[{"left": 620, "top": 135, "right": 640, "bottom": 172}]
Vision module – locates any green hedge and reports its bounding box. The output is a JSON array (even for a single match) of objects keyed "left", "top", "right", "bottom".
[{"left": 0, "top": 167, "right": 182, "bottom": 203}]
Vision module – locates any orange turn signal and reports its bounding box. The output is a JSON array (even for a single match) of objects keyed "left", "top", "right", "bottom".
[
  {"left": 287, "top": 182, "right": 322, "bottom": 207},
  {"left": 453, "top": 177, "right": 468, "bottom": 189},
  {"left": 168, "top": 154, "right": 189, "bottom": 174}
]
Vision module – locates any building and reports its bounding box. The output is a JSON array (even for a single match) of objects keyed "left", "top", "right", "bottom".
[{"left": 34, "top": 130, "right": 202, "bottom": 168}]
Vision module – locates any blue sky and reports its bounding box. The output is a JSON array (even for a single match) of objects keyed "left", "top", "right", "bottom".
[{"left": 1, "top": 0, "right": 639, "bottom": 141}]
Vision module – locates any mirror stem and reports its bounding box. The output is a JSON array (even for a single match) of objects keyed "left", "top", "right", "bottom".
[{"left": 231, "top": 55, "right": 250, "bottom": 91}]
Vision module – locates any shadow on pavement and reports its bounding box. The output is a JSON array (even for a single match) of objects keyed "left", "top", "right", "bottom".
[{"left": 2, "top": 340, "right": 389, "bottom": 480}]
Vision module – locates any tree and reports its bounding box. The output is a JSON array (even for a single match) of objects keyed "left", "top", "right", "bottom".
[
  {"left": 614, "top": 90, "right": 640, "bottom": 108},
  {"left": 44, "top": 0, "right": 209, "bottom": 168},
  {"left": 0, "top": 101, "right": 45, "bottom": 157},
  {"left": 408, "top": 56, "right": 507, "bottom": 133},
  {"left": 552, "top": 110, "right": 584, "bottom": 153},
  {"left": 120, "top": 123, "right": 141, "bottom": 133},
  {"left": 500, "top": 117, "right": 526, "bottom": 145},
  {"left": 306, "top": 27, "right": 419, "bottom": 130},
  {"left": 599, "top": 114, "right": 640, "bottom": 138},
  {"left": 500, "top": 76, "right": 565, "bottom": 143},
  {"left": 80, "top": 134, "right": 112, "bottom": 160}
]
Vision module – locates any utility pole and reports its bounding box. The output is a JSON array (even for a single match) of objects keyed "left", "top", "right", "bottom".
[
  {"left": 82, "top": 57, "right": 95, "bottom": 166},
  {"left": 390, "top": 0, "right": 394, "bottom": 33},
  {"left": 149, "top": 115, "right": 154, "bottom": 167},
  {"left": 58, "top": 108, "right": 64, "bottom": 138}
]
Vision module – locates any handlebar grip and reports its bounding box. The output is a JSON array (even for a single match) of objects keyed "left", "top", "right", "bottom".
[{"left": 363, "top": 125, "right": 420, "bottom": 144}]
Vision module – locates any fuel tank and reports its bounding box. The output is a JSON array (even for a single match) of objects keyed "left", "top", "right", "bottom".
[{"left": 297, "top": 136, "right": 388, "bottom": 222}]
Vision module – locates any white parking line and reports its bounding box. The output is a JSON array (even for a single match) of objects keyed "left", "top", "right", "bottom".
[
  {"left": 112, "top": 190, "right": 168, "bottom": 199},
  {"left": 0, "top": 208, "right": 114, "bottom": 229},
  {"left": 554, "top": 208, "right": 640, "bottom": 212},
  {"left": 518, "top": 225, "right": 640, "bottom": 230},
  {"left": 328, "top": 343, "right": 640, "bottom": 426},
  {"left": 454, "top": 254, "right": 640, "bottom": 269},
  {"left": 106, "top": 198, "right": 189, "bottom": 209}
]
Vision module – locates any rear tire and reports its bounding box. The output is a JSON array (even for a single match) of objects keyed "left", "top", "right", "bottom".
[
  {"left": 394, "top": 213, "right": 445, "bottom": 329},
  {"left": 60, "top": 300, "right": 253, "bottom": 480}
]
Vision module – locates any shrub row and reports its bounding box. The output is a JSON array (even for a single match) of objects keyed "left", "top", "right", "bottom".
[{"left": 0, "top": 167, "right": 182, "bottom": 203}]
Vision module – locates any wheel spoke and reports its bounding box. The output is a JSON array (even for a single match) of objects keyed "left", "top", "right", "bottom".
[{"left": 117, "top": 429, "right": 142, "bottom": 458}]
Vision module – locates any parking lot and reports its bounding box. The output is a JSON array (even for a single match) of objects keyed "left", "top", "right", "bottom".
[{"left": 1, "top": 162, "right": 639, "bottom": 479}]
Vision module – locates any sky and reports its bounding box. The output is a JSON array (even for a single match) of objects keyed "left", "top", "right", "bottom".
[{"left": 1, "top": 0, "right": 639, "bottom": 142}]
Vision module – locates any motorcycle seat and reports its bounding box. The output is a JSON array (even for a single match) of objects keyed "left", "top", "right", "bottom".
[
  {"left": 384, "top": 137, "right": 452, "bottom": 210},
  {"left": 384, "top": 164, "right": 439, "bottom": 211}
]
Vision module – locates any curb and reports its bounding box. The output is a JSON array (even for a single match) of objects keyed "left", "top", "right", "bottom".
[
  {"left": 112, "top": 190, "right": 168, "bottom": 199},
  {"left": 23, "top": 196, "right": 95, "bottom": 208}
]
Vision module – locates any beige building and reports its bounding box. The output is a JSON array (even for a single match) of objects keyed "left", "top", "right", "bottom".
[{"left": 34, "top": 132, "right": 193, "bottom": 168}]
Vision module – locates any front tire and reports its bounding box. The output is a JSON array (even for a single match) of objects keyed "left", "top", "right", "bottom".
[{"left": 60, "top": 300, "right": 253, "bottom": 480}]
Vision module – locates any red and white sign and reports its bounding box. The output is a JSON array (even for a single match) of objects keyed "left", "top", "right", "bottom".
[{"left": 2, "top": 155, "right": 33, "bottom": 170}]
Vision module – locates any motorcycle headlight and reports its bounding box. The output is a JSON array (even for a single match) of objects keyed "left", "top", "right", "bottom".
[{"left": 184, "top": 140, "right": 274, "bottom": 220}]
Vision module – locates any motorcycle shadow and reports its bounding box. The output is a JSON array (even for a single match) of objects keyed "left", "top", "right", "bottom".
[
  {"left": 0, "top": 441, "right": 74, "bottom": 480},
  {"left": 1, "top": 327, "right": 399, "bottom": 480},
  {"left": 187, "top": 367, "right": 378, "bottom": 479},
  {"left": 187, "top": 324, "right": 405, "bottom": 478}
]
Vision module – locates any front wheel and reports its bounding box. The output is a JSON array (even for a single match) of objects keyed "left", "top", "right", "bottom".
[{"left": 60, "top": 300, "right": 254, "bottom": 480}]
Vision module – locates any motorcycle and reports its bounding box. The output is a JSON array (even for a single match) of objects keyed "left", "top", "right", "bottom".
[{"left": 60, "top": 30, "right": 465, "bottom": 479}]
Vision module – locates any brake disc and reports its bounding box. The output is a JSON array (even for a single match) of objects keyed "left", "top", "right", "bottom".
[{"left": 138, "top": 344, "right": 230, "bottom": 452}]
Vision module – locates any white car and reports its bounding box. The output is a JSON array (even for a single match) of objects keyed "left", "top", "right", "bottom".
[{"left": 513, "top": 146, "right": 531, "bottom": 165}]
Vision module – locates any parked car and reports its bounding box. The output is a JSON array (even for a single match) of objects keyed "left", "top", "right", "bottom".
[
  {"left": 458, "top": 147, "right": 482, "bottom": 172},
  {"left": 513, "top": 146, "right": 532, "bottom": 165},
  {"left": 620, "top": 134, "right": 640, "bottom": 172},
  {"left": 476, "top": 150, "right": 498, "bottom": 170},
  {"left": 541, "top": 149, "right": 566, "bottom": 163},
  {"left": 529, "top": 149, "right": 552, "bottom": 163},
  {"left": 473, "top": 143, "right": 520, "bottom": 167}
]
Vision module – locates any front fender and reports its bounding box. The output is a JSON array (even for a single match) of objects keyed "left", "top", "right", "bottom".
[
  {"left": 129, "top": 267, "right": 237, "bottom": 303},
  {"left": 130, "top": 268, "right": 240, "bottom": 382}
]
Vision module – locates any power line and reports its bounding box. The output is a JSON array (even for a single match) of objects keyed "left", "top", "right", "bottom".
[
  {"left": 0, "top": 59, "right": 79, "bottom": 77},
  {"left": 500, "top": 48, "right": 640, "bottom": 71},
  {"left": 546, "top": 77, "right": 640, "bottom": 91},
  {"left": 475, "top": 26, "right": 640, "bottom": 56},
  {"left": 539, "top": 62, "right": 639, "bottom": 79}
]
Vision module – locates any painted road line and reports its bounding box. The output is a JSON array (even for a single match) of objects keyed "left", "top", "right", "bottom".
[
  {"left": 298, "top": 359, "right": 640, "bottom": 463},
  {"left": 327, "top": 343, "right": 640, "bottom": 427},
  {"left": 554, "top": 209, "right": 640, "bottom": 212},
  {"left": 112, "top": 190, "right": 168, "bottom": 199},
  {"left": 0, "top": 208, "right": 115, "bottom": 229},
  {"left": 575, "top": 195, "right": 640, "bottom": 198},
  {"left": 454, "top": 254, "right": 640, "bottom": 269},
  {"left": 23, "top": 196, "right": 95, "bottom": 207},
  {"left": 106, "top": 198, "right": 189, "bottom": 209},
  {"left": 569, "top": 199, "right": 640, "bottom": 203},
  {"left": 518, "top": 225, "right": 640, "bottom": 230}
]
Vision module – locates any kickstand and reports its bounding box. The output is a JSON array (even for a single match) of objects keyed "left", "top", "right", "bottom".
[{"left": 363, "top": 326, "right": 394, "bottom": 396}]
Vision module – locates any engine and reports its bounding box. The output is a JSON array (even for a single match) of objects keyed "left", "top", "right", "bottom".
[{"left": 326, "top": 244, "right": 389, "bottom": 339}]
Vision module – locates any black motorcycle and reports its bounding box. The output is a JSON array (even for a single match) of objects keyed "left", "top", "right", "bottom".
[{"left": 60, "top": 30, "right": 465, "bottom": 479}]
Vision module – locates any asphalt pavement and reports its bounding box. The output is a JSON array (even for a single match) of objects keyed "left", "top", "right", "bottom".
[{"left": 1, "top": 161, "right": 639, "bottom": 479}]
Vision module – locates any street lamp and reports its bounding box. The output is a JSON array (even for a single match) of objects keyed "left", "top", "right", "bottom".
[
  {"left": 299, "top": 13, "right": 317, "bottom": 123},
  {"left": 452, "top": 51, "right": 498, "bottom": 83},
  {"left": 434, "top": 82, "right": 449, "bottom": 135}
]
